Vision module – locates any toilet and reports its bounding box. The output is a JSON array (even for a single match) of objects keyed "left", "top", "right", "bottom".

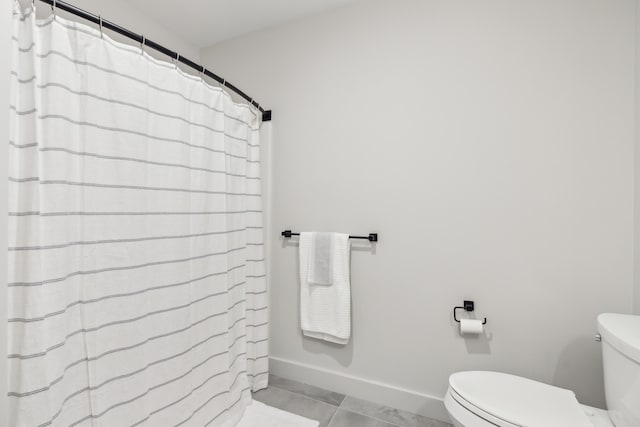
[{"left": 444, "top": 313, "right": 640, "bottom": 427}]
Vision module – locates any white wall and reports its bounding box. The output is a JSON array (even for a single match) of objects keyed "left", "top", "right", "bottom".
[
  {"left": 1, "top": 2, "right": 200, "bottom": 426},
  {"left": 202, "top": 0, "right": 635, "bottom": 417}
]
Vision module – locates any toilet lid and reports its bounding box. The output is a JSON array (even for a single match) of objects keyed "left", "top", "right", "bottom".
[{"left": 449, "top": 371, "right": 592, "bottom": 427}]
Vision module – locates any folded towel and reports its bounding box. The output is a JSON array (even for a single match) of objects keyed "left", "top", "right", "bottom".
[
  {"left": 299, "top": 232, "right": 351, "bottom": 344},
  {"left": 307, "top": 232, "right": 333, "bottom": 285}
]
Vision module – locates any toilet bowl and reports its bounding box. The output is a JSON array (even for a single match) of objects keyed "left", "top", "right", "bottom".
[
  {"left": 445, "top": 313, "right": 640, "bottom": 427},
  {"left": 444, "top": 371, "right": 612, "bottom": 427}
]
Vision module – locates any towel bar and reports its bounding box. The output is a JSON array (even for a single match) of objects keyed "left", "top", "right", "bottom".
[{"left": 281, "top": 230, "right": 378, "bottom": 242}]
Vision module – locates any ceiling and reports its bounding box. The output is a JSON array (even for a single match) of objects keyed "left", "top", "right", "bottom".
[{"left": 125, "top": 0, "right": 360, "bottom": 48}]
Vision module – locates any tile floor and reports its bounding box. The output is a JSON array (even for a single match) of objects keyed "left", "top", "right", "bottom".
[{"left": 252, "top": 375, "right": 453, "bottom": 427}]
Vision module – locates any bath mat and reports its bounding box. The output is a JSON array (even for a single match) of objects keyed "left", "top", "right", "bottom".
[{"left": 237, "top": 401, "right": 319, "bottom": 427}]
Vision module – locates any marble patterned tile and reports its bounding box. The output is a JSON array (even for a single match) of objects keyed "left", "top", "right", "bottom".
[
  {"left": 268, "top": 374, "right": 346, "bottom": 406},
  {"left": 328, "top": 409, "right": 398, "bottom": 427},
  {"left": 340, "top": 396, "right": 452, "bottom": 427},
  {"left": 252, "top": 386, "right": 338, "bottom": 427}
]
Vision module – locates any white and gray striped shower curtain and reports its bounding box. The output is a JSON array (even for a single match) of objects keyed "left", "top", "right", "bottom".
[{"left": 8, "top": 4, "right": 268, "bottom": 426}]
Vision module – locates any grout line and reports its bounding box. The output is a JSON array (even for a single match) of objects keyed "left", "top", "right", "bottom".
[
  {"left": 326, "top": 407, "right": 339, "bottom": 427},
  {"left": 265, "top": 384, "right": 341, "bottom": 408},
  {"left": 340, "top": 395, "right": 450, "bottom": 427},
  {"left": 339, "top": 406, "right": 401, "bottom": 427},
  {"left": 268, "top": 379, "right": 346, "bottom": 407},
  {"left": 260, "top": 385, "right": 342, "bottom": 427}
]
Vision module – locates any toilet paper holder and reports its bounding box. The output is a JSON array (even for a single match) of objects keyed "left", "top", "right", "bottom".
[{"left": 453, "top": 300, "right": 487, "bottom": 325}]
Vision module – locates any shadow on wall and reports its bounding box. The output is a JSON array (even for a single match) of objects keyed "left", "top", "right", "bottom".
[
  {"left": 461, "top": 330, "right": 493, "bottom": 355},
  {"left": 552, "top": 336, "right": 605, "bottom": 408},
  {"left": 302, "top": 335, "right": 354, "bottom": 368}
]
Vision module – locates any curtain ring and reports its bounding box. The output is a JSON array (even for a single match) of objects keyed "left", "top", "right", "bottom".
[
  {"left": 174, "top": 53, "right": 180, "bottom": 68},
  {"left": 140, "top": 35, "right": 145, "bottom": 55},
  {"left": 200, "top": 66, "right": 205, "bottom": 80},
  {"left": 221, "top": 78, "right": 226, "bottom": 89},
  {"left": 99, "top": 16, "right": 103, "bottom": 38},
  {"left": 52, "top": 0, "right": 56, "bottom": 16}
]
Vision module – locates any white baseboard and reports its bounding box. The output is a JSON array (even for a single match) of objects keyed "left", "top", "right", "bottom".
[{"left": 269, "top": 356, "right": 450, "bottom": 423}]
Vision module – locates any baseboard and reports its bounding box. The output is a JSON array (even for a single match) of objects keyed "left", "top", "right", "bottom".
[{"left": 269, "top": 356, "right": 450, "bottom": 423}]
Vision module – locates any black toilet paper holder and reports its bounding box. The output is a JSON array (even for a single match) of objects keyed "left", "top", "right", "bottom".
[{"left": 453, "top": 300, "right": 487, "bottom": 325}]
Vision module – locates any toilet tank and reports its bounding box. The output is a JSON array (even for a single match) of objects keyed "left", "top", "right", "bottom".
[{"left": 597, "top": 313, "right": 640, "bottom": 427}]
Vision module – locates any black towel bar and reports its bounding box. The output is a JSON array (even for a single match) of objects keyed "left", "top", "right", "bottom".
[{"left": 281, "top": 230, "right": 378, "bottom": 242}]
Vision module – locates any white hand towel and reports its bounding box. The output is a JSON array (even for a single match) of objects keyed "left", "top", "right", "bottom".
[{"left": 299, "top": 232, "right": 351, "bottom": 344}]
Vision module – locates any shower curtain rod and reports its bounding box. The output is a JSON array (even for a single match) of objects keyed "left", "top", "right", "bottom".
[{"left": 37, "top": 0, "right": 272, "bottom": 122}]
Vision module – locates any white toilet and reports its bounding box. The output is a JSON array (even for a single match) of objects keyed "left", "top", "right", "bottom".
[{"left": 444, "top": 313, "right": 640, "bottom": 427}]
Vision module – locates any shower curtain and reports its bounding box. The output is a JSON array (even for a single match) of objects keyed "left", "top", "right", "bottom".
[{"left": 8, "top": 4, "right": 268, "bottom": 426}]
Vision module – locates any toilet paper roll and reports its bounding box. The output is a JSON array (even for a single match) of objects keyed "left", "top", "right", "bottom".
[{"left": 460, "top": 318, "right": 484, "bottom": 335}]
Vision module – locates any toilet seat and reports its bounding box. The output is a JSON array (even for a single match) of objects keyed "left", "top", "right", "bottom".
[
  {"left": 448, "top": 371, "right": 594, "bottom": 427},
  {"left": 446, "top": 386, "right": 519, "bottom": 427}
]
